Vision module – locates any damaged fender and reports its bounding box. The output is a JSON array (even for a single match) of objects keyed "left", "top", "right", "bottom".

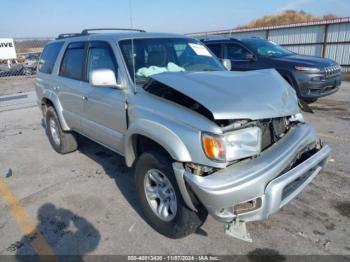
[{"left": 124, "top": 119, "right": 192, "bottom": 167}]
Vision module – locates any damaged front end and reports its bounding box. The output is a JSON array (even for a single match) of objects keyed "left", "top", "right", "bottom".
[
  {"left": 173, "top": 125, "right": 330, "bottom": 242},
  {"left": 140, "top": 70, "right": 330, "bottom": 242}
]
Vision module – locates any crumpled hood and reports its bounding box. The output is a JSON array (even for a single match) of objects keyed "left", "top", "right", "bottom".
[{"left": 150, "top": 69, "right": 299, "bottom": 120}]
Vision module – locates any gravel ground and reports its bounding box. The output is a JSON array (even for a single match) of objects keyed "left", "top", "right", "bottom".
[
  {"left": 0, "top": 79, "right": 349, "bottom": 259},
  {"left": 0, "top": 76, "right": 36, "bottom": 96}
]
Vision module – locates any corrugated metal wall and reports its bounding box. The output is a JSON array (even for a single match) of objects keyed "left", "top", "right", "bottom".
[
  {"left": 286, "top": 44, "right": 323, "bottom": 57},
  {"left": 268, "top": 26, "right": 324, "bottom": 44},
  {"left": 189, "top": 19, "right": 350, "bottom": 72}
]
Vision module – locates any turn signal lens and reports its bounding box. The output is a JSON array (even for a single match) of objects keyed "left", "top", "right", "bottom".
[
  {"left": 202, "top": 133, "right": 225, "bottom": 162},
  {"left": 294, "top": 66, "right": 320, "bottom": 73}
]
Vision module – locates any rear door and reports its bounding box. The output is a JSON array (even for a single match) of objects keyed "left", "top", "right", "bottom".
[
  {"left": 57, "top": 42, "right": 87, "bottom": 131},
  {"left": 80, "top": 41, "right": 127, "bottom": 154}
]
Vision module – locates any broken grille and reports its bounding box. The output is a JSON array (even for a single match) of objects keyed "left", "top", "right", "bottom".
[{"left": 259, "top": 117, "right": 290, "bottom": 151}]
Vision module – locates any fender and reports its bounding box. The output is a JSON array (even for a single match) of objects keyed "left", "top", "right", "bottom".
[
  {"left": 124, "top": 119, "right": 192, "bottom": 167},
  {"left": 42, "top": 89, "right": 70, "bottom": 131}
]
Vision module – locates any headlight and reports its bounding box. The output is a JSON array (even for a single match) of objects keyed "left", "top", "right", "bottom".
[
  {"left": 294, "top": 66, "right": 320, "bottom": 73},
  {"left": 202, "top": 127, "right": 262, "bottom": 162},
  {"left": 224, "top": 127, "right": 262, "bottom": 161}
]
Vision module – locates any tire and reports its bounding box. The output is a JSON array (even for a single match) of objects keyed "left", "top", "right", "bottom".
[
  {"left": 134, "top": 151, "right": 207, "bottom": 238},
  {"left": 45, "top": 106, "right": 78, "bottom": 154}
]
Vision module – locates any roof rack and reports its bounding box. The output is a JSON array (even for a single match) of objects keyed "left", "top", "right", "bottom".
[
  {"left": 56, "top": 33, "right": 83, "bottom": 40},
  {"left": 56, "top": 28, "right": 146, "bottom": 40},
  {"left": 81, "top": 28, "right": 146, "bottom": 35}
]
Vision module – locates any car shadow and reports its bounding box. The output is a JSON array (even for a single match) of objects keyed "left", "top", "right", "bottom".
[
  {"left": 13, "top": 203, "right": 100, "bottom": 261},
  {"left": 76, "top": 136, "right": 146, "bottom": 220},
  {"left": 76, "top": 136, "right": 209, "bottom": 237}
]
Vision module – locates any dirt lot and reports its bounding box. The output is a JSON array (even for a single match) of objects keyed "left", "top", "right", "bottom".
[
  {"left": 0, "top": 76, "right": 36, "bottom": 96},
  {"left": 0, "top": 78, "right": 349, "bottom": 259}
]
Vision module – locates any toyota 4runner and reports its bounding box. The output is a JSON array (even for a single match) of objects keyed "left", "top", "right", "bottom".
[{"left": 36, "top": 28, "right": 331, "bottom": 241}]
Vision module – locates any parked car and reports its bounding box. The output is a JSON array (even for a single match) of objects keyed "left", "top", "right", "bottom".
[
  {"left": 35, "top": 29, "right": 330, "bottom": 241},
  {"left": 203, "top": 37, "right": 341, "bottom": 103}
]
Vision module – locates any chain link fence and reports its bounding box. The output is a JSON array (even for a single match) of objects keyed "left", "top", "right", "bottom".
[{"left": 0, "top": 38, "right": 52, "bottom": 78}]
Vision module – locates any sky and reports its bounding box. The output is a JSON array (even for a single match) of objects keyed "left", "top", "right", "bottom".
[{"left": 1, "top": 0, "right": 349, "bottom": 38}]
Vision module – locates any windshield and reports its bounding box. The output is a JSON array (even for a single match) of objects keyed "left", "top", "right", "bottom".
[
  {"left": 119, "top": 38, "right": 224, "bottom": 84},
  {"left": 243, "top": 39, "right": 294, "bottom": 58}
]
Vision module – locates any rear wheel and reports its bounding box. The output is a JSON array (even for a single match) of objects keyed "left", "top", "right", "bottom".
[
  {"left": 134, "top": 151, "right": 207, "bottom": 238},
  {"left": 45, "top": 106, "right": 78, "bottom": 154}
]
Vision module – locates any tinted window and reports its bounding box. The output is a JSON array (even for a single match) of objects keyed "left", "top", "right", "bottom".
[
  {"left": 243, "top": 39, "right": 294, "bottom": 57},
  {"left": 87, "top": 43, "right": 117, "bottom": 78},
  {"left": 226, "top": 43, "right": 251, "bottom": 60},
  {"left": 38, "top": 42, "right": 63, "bottom": 74},
  {"left": 207, "top": 44, "right": 222, "bottom": 57},
  {"left": 60, "top": 42, "right": 85, "bottom": 80}
]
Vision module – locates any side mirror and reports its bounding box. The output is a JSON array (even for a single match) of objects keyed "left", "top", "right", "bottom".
[
  {"left": 245, "top": 53, "right": 256, "bottom": 61},
  {"left": 89, "top": 69, "right": 123, "bottom": 89},
  {"left": 221, "top": 59, "right": 232, "bottom": 71}
]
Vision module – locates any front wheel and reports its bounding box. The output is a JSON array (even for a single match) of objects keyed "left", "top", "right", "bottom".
[{"left": 134, "top": 151, "right": 207, "bottom": 238}]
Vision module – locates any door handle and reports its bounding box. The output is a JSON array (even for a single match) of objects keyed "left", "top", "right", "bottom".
[{"left": 82, "top": 96, "right": 88, "bottom": 101}]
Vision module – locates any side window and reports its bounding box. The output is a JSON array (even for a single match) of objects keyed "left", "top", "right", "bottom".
[
  {"left": 59, "top": 42, "right": 85, "bottom": 80},
  {"left": 207, "top": 44, "right": 222, "bottom": 58},
  {"left": 174, "top": 43, "right": 186, "bottom": 57},
  {"left": 226, "top": 43, "right": 251, "bottom": 60},
  {"left": 87, "top": 42, "right": 117, "bottom": 79},
  {"left": 38, "top": 42, "right": 64, "bottom": 74}
]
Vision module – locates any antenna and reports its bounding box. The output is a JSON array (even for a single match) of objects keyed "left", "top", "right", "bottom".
[
  {"left": 129, "top": 0, "right": 134, "bottom": 29},
  {"left": 129, "top": 0, "right": 137, "bottom": 92}
]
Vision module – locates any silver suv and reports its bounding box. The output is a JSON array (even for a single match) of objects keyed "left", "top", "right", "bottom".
[{"left": 36, "top": 28, "right": 330, "bottom": 241}]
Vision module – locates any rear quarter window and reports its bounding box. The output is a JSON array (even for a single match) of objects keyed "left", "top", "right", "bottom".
[{"left": 38, "top": 42, "right": 64, "bottom": 74}]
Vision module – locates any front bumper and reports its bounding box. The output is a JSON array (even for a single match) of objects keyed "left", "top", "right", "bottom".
[
  {"left": 295, "top": 72, "right": 341, "bottom": 99},
  {"left": 176, "top": 124, "right": 330, "bottom": 223}
]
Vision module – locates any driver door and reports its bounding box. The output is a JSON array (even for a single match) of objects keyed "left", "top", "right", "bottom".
[{"left": 224, "top": 43, "right": 257, "bottom": 71}]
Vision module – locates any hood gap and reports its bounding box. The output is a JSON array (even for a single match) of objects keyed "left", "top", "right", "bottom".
[{"left": 143, "top": 78, "right": 215, "bottom": 121}]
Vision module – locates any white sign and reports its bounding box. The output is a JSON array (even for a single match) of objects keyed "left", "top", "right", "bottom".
[
  {"left": 189, "top": 43, "right": 212, "bottom": 57},
  {"left": 0, "top": 38, "right": 17, "bottom": 60}
]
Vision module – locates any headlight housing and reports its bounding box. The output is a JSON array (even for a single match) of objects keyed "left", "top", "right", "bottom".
[
  {"left": 202, "top": 127, "right": 262, "bottom": 162},
  {"left": 294, "top": 66, "right": 321, "bottom": 73}
]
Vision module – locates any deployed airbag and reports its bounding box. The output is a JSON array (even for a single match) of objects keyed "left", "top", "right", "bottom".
[{"left": 136, "top": 62, "right": 185, "bottom": 77}]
